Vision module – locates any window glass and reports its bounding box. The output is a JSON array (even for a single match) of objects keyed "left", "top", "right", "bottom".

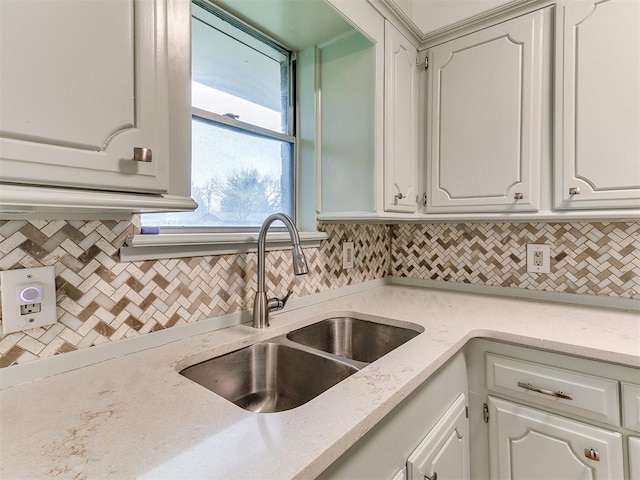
[
  {"left": 143, "top": 1, "right": 295, "bottom": 229},
  {"left": 192, "top": 10, "right": 289, "bottom": 134}
]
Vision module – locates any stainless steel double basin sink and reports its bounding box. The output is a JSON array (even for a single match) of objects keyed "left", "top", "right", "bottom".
[{"left": 180, "top": 316, "right": 424, "bottom": 413}]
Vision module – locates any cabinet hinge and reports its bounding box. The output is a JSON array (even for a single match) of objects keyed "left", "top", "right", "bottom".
[
  {"left": 483, "top": 403, "right": 489, "bottom": 424},
  {"left": 425, "top": 56, "right": 429, "bottom": 70},
  {"left": 465, "top": 406, "right": 469, "bottom": 419},
  {"left": 422, "top": 192, "right": 427, "bottom": 207}
]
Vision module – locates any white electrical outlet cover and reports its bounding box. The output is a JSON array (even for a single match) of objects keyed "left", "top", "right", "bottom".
[
  {"left": 0, "top": 266, "right": 57, "bottom": 334},
  {"left": 526, "top": 244, "right": 551, "bottom": 274}
]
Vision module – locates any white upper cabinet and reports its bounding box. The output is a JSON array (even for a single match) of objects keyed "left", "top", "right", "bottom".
[
  {"left": 426, "top": 9, "right": 544, "bottom": 213},
  {"left": 555, "top": 0, "right": 640, "bottom": 210},
  {"left": 0, "top": 0, "right": 169, "bottom": 194},
  {"left": 384, "top": 20, "right": 419, "bottom": 213}
]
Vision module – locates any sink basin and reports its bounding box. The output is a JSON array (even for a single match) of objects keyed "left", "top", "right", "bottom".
[
  {"left": 180, "top": 342, "right": 358, "bottom": 413},
  {"left": 286, "top": 317, "right": 423, "bottom": 363}
]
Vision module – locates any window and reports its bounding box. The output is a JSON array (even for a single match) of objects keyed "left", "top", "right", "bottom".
[{"left": 143, "top": 0, "right": 295, "bottom": 229}]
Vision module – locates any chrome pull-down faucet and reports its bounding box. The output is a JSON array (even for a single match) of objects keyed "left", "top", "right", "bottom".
[{"left": 252, "top": 213, "right": 309, "bottom": 328}]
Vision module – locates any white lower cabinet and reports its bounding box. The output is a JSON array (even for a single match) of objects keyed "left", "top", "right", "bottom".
[
  {"left": 488, "top": 396, "right": 624, "bottom": 479},
  {"left": 321, "top": 339, "right": 637, "bottom": 479},
  {"left": 318, "top": 353, "right": 468, "bottom": 479},
  {"left": 391, "top": 467, "right": 407, "bottom": 480},
  {"left": 468, "top": 339, "right": 639, "bottom": 480},
  {"left": 630, "top": 437, "right": 640, "bottom": 480},
  {"left": 622, "top": 382, "right": 640, "bottom": 432},
  {"left": 485, "top": 353, "right": 620, "bottom": 426},
  {"left": 407, "top": 393, "right": 470, "bottom": 480}
]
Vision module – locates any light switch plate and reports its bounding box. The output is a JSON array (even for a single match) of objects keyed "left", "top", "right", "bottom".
[
  {"left": 1, "top": 266, "right": 57, "bottom": 334},
  {"left": 342, "top": 242, "right": 354, "bottom": 269}
]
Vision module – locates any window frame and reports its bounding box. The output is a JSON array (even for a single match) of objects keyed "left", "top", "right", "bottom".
[
  {"left": 191, "top": 0, "right": 297, "bottom": 140},
  {"left": 147, "top": 0, "right": 297, "bottom": 232},
  {"left": 123, "top": 0, "right": 326, "bottom": 261}
]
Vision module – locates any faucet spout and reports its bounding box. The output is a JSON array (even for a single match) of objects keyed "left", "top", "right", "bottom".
[{"left": 253, "top": 213, "right": 308, "bottom": 328}]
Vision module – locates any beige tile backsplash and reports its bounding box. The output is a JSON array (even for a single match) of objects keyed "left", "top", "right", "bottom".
[
  {"left": 391, "top": 222, "right": 639, "bottom": 299},
  {"left": 0, "top": 221, "right": 389, "bottom": 367},
  {"left": 0, "top": 219, "right": 637, "bottom": 367}
]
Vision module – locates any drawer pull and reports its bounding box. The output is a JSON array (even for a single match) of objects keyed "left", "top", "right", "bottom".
[
  {"left": 585, "top": 448, "right": 600, "bottom": 461},
  {"left": 517, "top": 381, "right": 574, "bottom": 400},
  {"left": 133, "top": 147, "right": 152, "bottom": 163}
]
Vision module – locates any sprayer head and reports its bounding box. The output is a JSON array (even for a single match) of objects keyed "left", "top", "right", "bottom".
[{"left": 291, "top": 245, "right": 309, "bottom": 275}]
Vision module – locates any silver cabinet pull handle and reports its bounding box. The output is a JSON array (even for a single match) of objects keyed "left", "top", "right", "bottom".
[
  {"left": 517, "top": 381, "right": 574, "bottom": 400},
  {"left": 425, "top": 473, "right": 437, "bottom": 480},
  {"left": 514, "top": 192, "right": 524, "bottom": 200},
  {"left": 569, "top": 187, "right": 580, "bottom": 196},
  {"left": 585, "top": 448, "right": 600, "bottom": 461},
  {"left": 133, "top": 147, "right": 152, "bottom": 163},
  {"left": 394, "top": 192, "right": 404, "bottom": 200}
]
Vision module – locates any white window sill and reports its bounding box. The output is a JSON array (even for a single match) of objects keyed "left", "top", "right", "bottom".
[{"left": 119, "top": 231, "right": 328, "bottom": 262}]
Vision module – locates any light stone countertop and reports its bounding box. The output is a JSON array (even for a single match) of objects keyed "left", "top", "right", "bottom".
[{"left": 1, "top": 285, "right": 639, "bottom": 479}]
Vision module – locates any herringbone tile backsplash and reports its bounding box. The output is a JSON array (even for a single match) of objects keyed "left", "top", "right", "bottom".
[
  {"left": 391, "top": 222, "right": 639, "bottom": 298},
  {"left": 0, "top": 219, "right": 637, "bottom": 367},
  {"left": 0, "top": 221, "right": 389, "bottom": 367}
]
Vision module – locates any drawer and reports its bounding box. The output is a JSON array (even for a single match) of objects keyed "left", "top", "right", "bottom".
[
  {"left": 486, "top": 353, "right": 619, "bottom": 426},
  {"left": 622, "top": 383, "right": 640, "bottom": 432}
]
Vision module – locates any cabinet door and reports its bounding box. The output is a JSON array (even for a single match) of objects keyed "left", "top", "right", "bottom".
[
  {"left": 407, "top": 393, "right": 470, "bottom": 480},
  {"left": 555, "top": 0, "right": 640, "bottom": 210},
  {"left": 391, "top": 466, "right": 406, "bottom": 480},
  {"left": 0, "top": 0, "right": 169, "bottom": 194},
  {"left": 384, "top": 20, "right": 418, "bottom": 213},
  {"left": 630, "top": 437, "right": 640, "bottom": 480},
  {"left": 488, "top": 396, "right": 624, "bottom": 479},
  {"left": 622, "top": 382, "right": 640, "bottom": 432},
  {"left": 426, "top": 10, "right": 544, "bottom": 213}
]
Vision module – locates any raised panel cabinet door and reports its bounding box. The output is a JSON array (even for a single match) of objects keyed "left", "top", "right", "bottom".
[
  {"left": 555, "top": 0, "right": 640, "bottom": 210},
  {"left": 390, "top": 466, "right": 406, "bottom": 480},
  {"left": 0, "top": 0, "right": 169, "bottom": 194},
  {"left": 630, "top": 437, "right": 640, "bottom": 479},
  {"left": 407, "top": 393, "right": 470, "bottom": 480},
  {"left": 426, "top": 10, "right": 544, "bottom": 213},
  {"left": 488, "top": 396, "right": 624, "bottom": 479},
  {"left": 384, "top": 20, "right": 418, "bottom": 213}
]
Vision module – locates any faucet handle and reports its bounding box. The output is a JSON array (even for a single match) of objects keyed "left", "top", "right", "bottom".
[
  {"left": 281, "top": 290, "right": 293, "bottom": 308},
  {"left": 266, "top": 290, "right": 293, "bottom": 313},
  {"left": 266, "top": 297, "right": 283, "bottom": 311}
]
